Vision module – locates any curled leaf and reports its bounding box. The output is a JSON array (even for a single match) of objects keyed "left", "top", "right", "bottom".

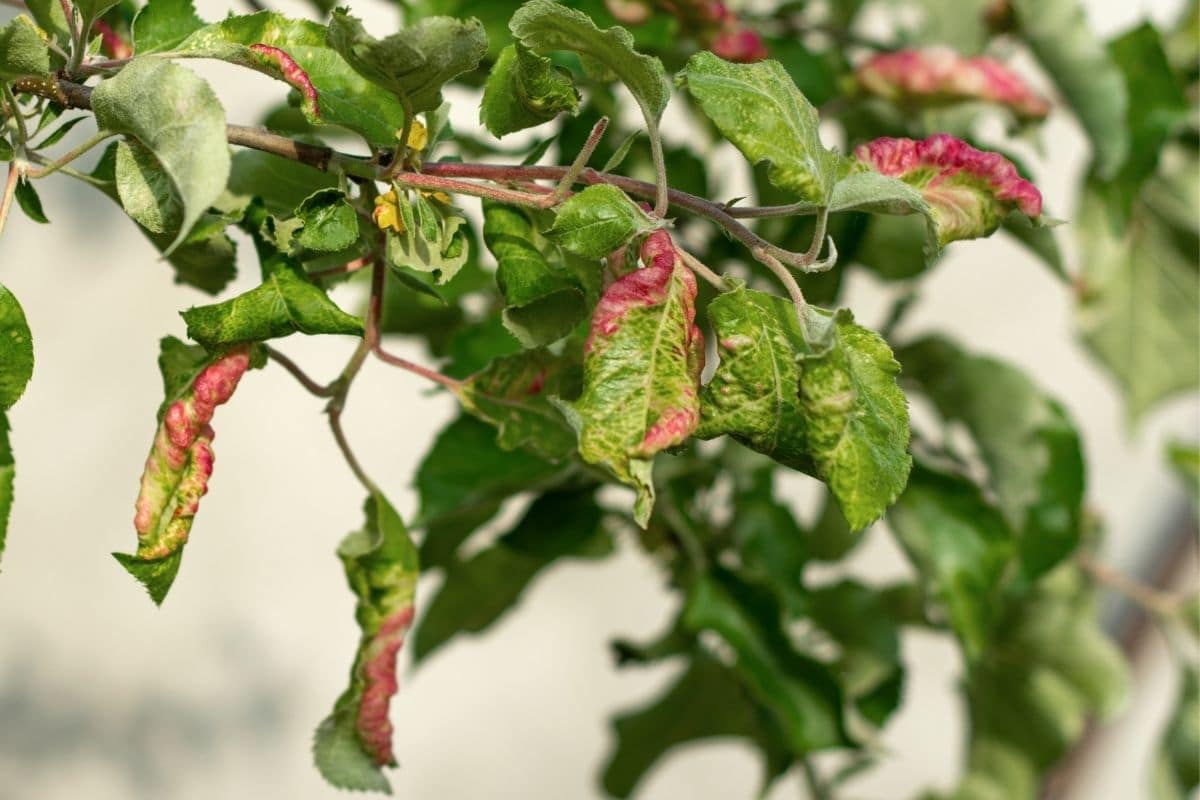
[
  {"left": 854, "top": 134, "right": 1044, "bottom": 247},
  {"left": 248, "top": 44, "right": 320, "bottom": 120},
  {"left": 856, "top": 47, "right": 1050, "bottom": 119},
  {"left": 557, "top": 231, "right": 703, "bottom": 526},
  {"left": 115, "top": 339, "right": 259, "bottom": 604}
]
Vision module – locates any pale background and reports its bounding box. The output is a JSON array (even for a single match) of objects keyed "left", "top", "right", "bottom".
[{"left": 0, "top": 0, "right": 1196, "bottom": 798}]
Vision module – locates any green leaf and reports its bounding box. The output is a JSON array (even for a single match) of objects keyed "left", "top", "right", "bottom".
[
  {"left": 326, "top": 9, "right": 486, "bottom": 114},
  {"left": 679, "top": 51, "right": 839, "bottom": 204},
  {"left": 414, "top": 415, "right": 569, "bottom": 567},
  {"left": 88, "top": 142, "right": 238, "bottom": 294},
  {"left": 75, "top": 0, "right": 117, "bottom": 24},
  {"left": 602, "top": 652, "right": 791, "bottom": 799},
  {"left": 683, "top": 570, "right": 849, "bottom": 753},
  {"left": 294, "top": 188, "right": 358, "bottom": 252},
  {"left": 1151, "top": 668, "right": 1200, "bottom": 800},
  {"left": 384, "top": 193, "right": 470, "bottom": 284},
  {"left": 227, "top": 149, "right": 338, "bottom": 216},
  {"left": 454, "top": 348, "right": 580, "bottom": 462},
  {"left": 483, "top": 202, "right": 587, "bottom": 347},
  {"left": 413, "top": 489, "right": 610, "bottom": 660},
  {"left": 0, "top": 283, "right": 34, "bottom": 411},
  {"left": 899, "top": 336, "right": 1085, "bottom": 579},
  {"left": 23, "top": 0, "right": 69, "bottom": 49},
  {"left": 887, "top": 463, "right": 1013, "bottom": 658},
  {"left": 1011, "top": 0, "right": 1129, "bottom": 178},
  {"left": 132, "top": 0, "right": 205, "bottom": 54},
  {"left": 726, "top": 463, "right": 807, "bottom": 612},
  {"left": 0, "top": 16, "right": 50, "bottom": 80},
  {"left": 174, "top": 12, "right": 408, "bottom": 145},
  {"left": 697, "top": 285, "right": 809, "bottom": 469},
  {"left": 33, "top": 115, "right": 85, "bottom": 149},
  {"left": 314, "top": 491, "right": 419, "bottom": 792},
  {"left": 546, "top": 184, "right": 657, "bottom": 259},
  {"left": 182, "top": 262, "right": 363, "bottom": 347},
  {"left": 13, "top": 177, "right": 48, "bottom": 224},
  {"left": 0, "top": 412, "right": 13, "bottom": 570},
  {"left": 114, "top": 140, "right": 183, "bottom": 235},
  {"left": 91, "top": 57, "right": 230, "bottom": 254},
  {"left": 1074, "top": 180, "right": 1199, "bottom": 422},
  {"left": 557, "top": 233, "right": 703, "bottom": 526},
  {"left": 480, "top": 44, "right": 580, "bottom": 137},
  {"left": 798, "top": 308, "right": 912, "bottom": 531},
  {"left": 1168, "top": 441, "right": 1200, "bottom": 516},
  {"left": 510, "top": 0, "right": 670, "bottom": 124}
]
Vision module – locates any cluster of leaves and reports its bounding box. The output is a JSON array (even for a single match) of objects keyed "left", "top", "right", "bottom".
[{"left": 0, "top": 0, "right": 1197, "bottom": 798}]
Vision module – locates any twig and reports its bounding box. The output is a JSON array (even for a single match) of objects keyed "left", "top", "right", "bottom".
[
  {"left": 1077, "top": 551, "right": 1187, "bottom": 618},
  {"left": 307, "top": 254, "right": 375, "bottom": 281},
  {"left": 0, "top": 162, "right": 19, "bottom": 239},
  {"left": 328, "top": 406, "right": 378, "bottom": 494},
  {"left": 23, "top": 129, "right": 112, "bottom": 178},
  {"left": 552, "top": 116, "right": 608, "bottom": 202},
  {"left": 265, "top": 346, "right": 334, "bottom": 398},
  {"left": 754, "top": 247, "right": 808, "bottom": 319},
  {"left": 60, "top": 0, "right": 83, "bottom": 77},
  {"left": 676, "top": 247, "right": 729, "bottom": 290}
]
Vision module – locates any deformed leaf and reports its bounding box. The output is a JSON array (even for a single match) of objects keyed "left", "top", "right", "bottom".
[
  {"left": 546, "top": 184, "right": 658, "bottom": 259},
  {"left": 174, "top": 12, "right": 408, "bottom": 145},
  {"left": 697, "top": 285, "right": 808, "bottom": 469},
  {"left": 557, "top": 232, "right": 704, "bottom": 527},
  {"left": 510, "top": 0, "right": 670, "bottom": 123},
  {"left": 0, "top": 283, "right": 34, "bottom": 411},
  {"left": 294, "top": 188, "right": 358, "bottom": 252},
  {"left": 798, "top": 307, "right": 911, "bottom": 531},
  {"left": 483, "top": 202, "right": 586, "bottom": 347},
  {"left": 114, "top": 340, "right": 259, "bottom": 605},
  {"left": 384, "top": 192, "right": 470, "bottom": 284},
  {"left": 454, "top": 348, "right": 580, "bottom": 462},
  {"left": 91, "top": 57, "right": 230, "bottom": 253},
  {"left": 413, "top": 489, "right": 610, "bottom": 661},
  {"left": 181, "top": 259, "right": 363, "bottom": 347},
  {"left": 326, "top": 9, "right": 486, "bottom": 114},
  {"left": 679, "top": 51, "right": 839, "bottom": 204},
  {"left": 314, "top": 491, "right": 419, "bottom": 792},
  {"left": 480, "top": 43, "right": 579, "bottom": 138}
]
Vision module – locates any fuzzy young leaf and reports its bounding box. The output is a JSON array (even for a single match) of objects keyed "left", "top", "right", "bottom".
[
  {"left": 115, "top": 340, "right": 259, "bottom": 605},
  {"left": 557, "top": 232, "right": 703, "bottom": 527},
  {"left": 0, "top": 283, "right": 34, "bottom": 411},
  {"left": 1010, "top": 0, "right": 1129, "bottom": 178},
  {"left": 679, "top": 51, "right": 839, "bottom": 204},
  {"left": 132, "top": 0, "right": 205, "bottom": 54},
  {"left": 91, "top": 57, "right": 229, "bottom": 254},
  {"left": 798, "top": 308, "right": 911, "bottom": 531},
  {"left": 314, "top": 491, "right": 419, "bottom": 792},
  {"left": 413, "top": 489, "right": 609, "bottom": 661},
  {"left": 899, "top": 336, "right": 1085, "bottom": 579},
  {"left": 174, "top": 12, "right": 407, "bottom": 145},
  {"left": 114, "top": 141, "right": 183, "bottom": 235},
  {"left": 0, "top": 16, "right": 50, "bottom": 80},
  {"left": 480, "top": 44, "right": 579, "bottom": 137},
  {"left": 887, "top": 463, "right": 1013, "bottom": 658},
  {"left": 294, "top": 189, "right": 358, "bottom": 252},
  {"left": 697, "top": 286, "right": 811, "bottom": 472},
  {"left": 510, "top": 0, "right": 670, "bottom": 124},
  {"left": 326, "top": 10, "right": 486, "bottom": 114},
  {"left": 454, "top": 348, "right": 580, "bottom": 462},
  {"left": 483, "top": 202, "right": 586, "bottom": 347},
  {"left": 602, "top": 653, "right": 792, "bottom": 799},
  {"left": 546, "top": 185, "right": 657, "bottom": 259}
]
